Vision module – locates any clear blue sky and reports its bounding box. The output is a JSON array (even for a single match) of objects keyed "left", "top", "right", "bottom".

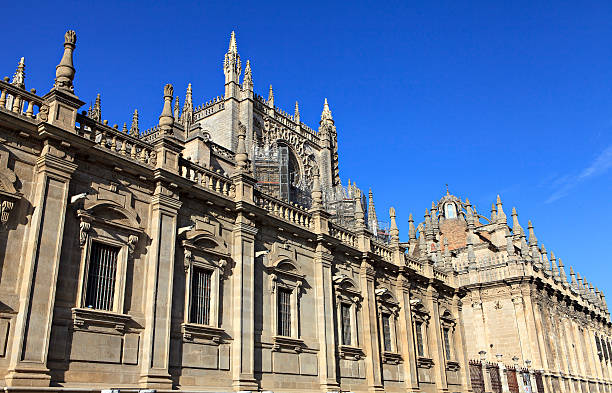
[{"left": 4, "top": 1, "right": 612, "bottom": 295}]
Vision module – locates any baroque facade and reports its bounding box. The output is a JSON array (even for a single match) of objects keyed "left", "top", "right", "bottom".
[{"left": 0, "top": 30, "right": 609, "bottom": 393}]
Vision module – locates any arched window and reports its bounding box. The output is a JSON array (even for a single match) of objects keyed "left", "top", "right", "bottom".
[{"left": 445, "top": 203, "right": 457, "bottom": 219}]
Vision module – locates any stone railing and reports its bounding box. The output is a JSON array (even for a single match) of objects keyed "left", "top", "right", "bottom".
[
  {"left": 433, "top": 268, "right": 448, "bottom": 282},
  {"left": 75, "top": 114, "right": 157, "bottom": 167},
  {"left": 329, "top": 222, "right": 357, "bottom": 248},
  {"left": 406, "top": 257, "right": 424, "bottom": 273},
  {"left": 254, "top": 191, "right": 312, "bottom": 230},
  {"left": 371, "top": 240, "right": 393, "bottom": 262},
  {"left": 210, "top": 141, "right": 235, "bottom": 162},
  {"left": 179, "top": 158, "right": 234, "bottom": 198},
  {"left": 0, "top": 78, "right": 47, "bottom": 122}
]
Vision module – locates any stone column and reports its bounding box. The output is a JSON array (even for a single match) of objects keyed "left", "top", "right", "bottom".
[
  {"left": 480, "top": 351, "right": 493, "bottom": 393},
  {"left": 530, "top": 299, "right": 554, "bottom": 393},
  {"left": 359, "top": 259, "right": 384, "bottom": 392},
  {"left": 471, "top": 294, "right": 489, "bottom": 357},
  {"left": 313, "top": 242, "right": 340, "bottom": 392},
  {"left": 139, "top": 181, "right": 182, "bottom": 388},
  {"left": 497, "top": 354, "right": 510, "bottom": 393},
  {"left": 395, "top": 273, "right": 419, "bottom": 392},
  {"left": 523, "top": 291, "right": 545, "bottom": 371},
  {"left": 426, "top": 283, "right": 448, "bottom": 390},
  {"left": 5, "top": 141, "right": 76, "bottom": 387}
]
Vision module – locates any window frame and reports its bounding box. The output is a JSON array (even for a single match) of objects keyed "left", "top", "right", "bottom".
[
  {"left": 268, "top": 258, "right": 305, "bottom": 351},
  {"left": 410, "top": 297, "right": 433, "bottom": 368},
  {"left": 375, "top": 287, "right": 402, "bottom": 364},
  {"left": 180, "top": 233, "right": 230, "bottom": 343},
  {"left": 333, "top": 274, "right": 364, "bottom": 360}
]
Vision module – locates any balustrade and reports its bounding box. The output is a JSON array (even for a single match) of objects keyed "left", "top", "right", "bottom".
[
  {"left": 0, "top": 78, "right": 47, "bottom": 121},
  {"left": 254, "top": 192, "right": 312, "bottom": 230},
  {"left": 179, "top": 158, "right": 234, "bottom": 198}
]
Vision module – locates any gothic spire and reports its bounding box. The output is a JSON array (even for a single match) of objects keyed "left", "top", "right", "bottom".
[
  {"left": 223, "top": 31, "right": 241, "bottom": 90},
  {"left": 569, "top": 266, "right": 578, "bottom": 286},
  {"left": 294, "top": 101, "right": 300, "bottom": 123},
  {"left": 54, "top": 30, "right": 77, "bottom": 92},
  {"left": 268, "top": 84, "right": 274, "bottom": 107},
  {"left": 11, "top": 57, "right": 25, "bottom": 89},
  {"left": 87, "top": 93, "right": 101, "bottom": 122},
  {"left": 320, "top": 98, "right": 334, "bottom": 124},
  {"left": 367, "top": 188, "right": 378, "bottom": 235},
  {"left": 130, "top": 109, "right": 139, "bottom": 136},
  {"left": 173, "top": 96, "right": 180, "bottom": 119},
  {"left": 465, "top": 198, "right": 475, "bottom": 229},
  {"left": 527, "top": 220, "right": 537, "bottom": 245},
  {"left": 550, "top": 251, "right": 559, "bottom": 281},
  {"left": 182, "top": 84, "right": 194, "bottom": 129},
  {"left": 505, "top": 227, "right": 515, "bottom": 257},
  {"left": 243, "top": 60, "right": 253, "bottom": 91}
]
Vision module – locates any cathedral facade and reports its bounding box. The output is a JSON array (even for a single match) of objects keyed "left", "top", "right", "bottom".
[{"left": 0, "top": 30, "right": 608, "bottom": 393}]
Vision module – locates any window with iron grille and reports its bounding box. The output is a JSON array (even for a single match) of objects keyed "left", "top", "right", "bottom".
[
  {"left": 190, "top": 267, "right": 212, "bottom": 325},
  {"left": 341, "top": 303, "right": 352, "bottom": 346},
  {"left": 415, "top": 321, "right": 425, "bottom": 356},
  {"left": 382, "top": 313, "right": 392, "bottom": 351},
  {"left": 443, "top": 327, "right": 452, "bottom": 360},
  {"left": 85, "top": 242, "right": 120, "bottom": 311},
  {"left": 277, "top": 288, "right": 292, "bottom": 337}
]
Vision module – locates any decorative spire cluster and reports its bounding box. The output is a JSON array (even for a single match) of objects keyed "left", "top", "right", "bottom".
[
  {"left": 243, "top": 60, "right": 253, "bottom": 91},
  {"left": 87, "top": 93, "right": 101, "bottom": 122},
  {"left": 11, "top": 57, "right": 25, "bottom": 89},
  {"left": 320, "top": 98, "right": 333, "bottom": 124},
  {"left": 224, "top": 31, "right": 241, "bottom": 83},
  {"left": 367, "top": 188, "right": 378, "bottom": 235}
]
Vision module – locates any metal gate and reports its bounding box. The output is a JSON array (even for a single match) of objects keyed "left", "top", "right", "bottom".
[
  {"left": 521, "top": 369, "right": 532, "bottom": 393},
  {"left": 506, "top": 366, "right": 520, "bottom": 393},
  {"left": 534, "top": 370, "right": 545, "bottom": 393},
  {"left": 488, "top": 363, "right": 502, "bottom": 393},
  {"left": 469, "top": 360, "right": 485, "bottom": 393}
]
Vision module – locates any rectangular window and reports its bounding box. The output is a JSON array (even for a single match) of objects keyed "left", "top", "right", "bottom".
[
  {"left": 415, "top": 322, "right": 425, "bottom": 357},
  {"left": 607, "top": 339, "right": 612, "bottom": 363},
  {"left": 443, "top": 327, "right": 452, "bottom": 360},
  {"left": 277, "top": 288, "right": 292, "bottom": 337},
  {"left": 382, "top": 314, "right": 392, "bottom": 351},
  {"left": 85, "top": 242, "right": 120, "bottom": 311},
  {"left": 341, "top": 303, "right": 352, "bottom": 346},
  {"left": 603, "top": 337, "right": 610, "bottom": 362},
  {"left": 596, "top": 335, "right": 603, "bottom": 360},
  {"left": 190, "top": 267, "right": 212, "bottom": 325}
]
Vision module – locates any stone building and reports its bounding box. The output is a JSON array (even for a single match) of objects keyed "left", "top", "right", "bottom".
[
  {"left": 0, "top": 29, "right": 609, "bottom": 393},
  {"left": 407, "top": 192, "right": 612, "bottom": 392}
]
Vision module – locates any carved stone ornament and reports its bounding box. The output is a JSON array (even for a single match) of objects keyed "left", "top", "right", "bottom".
[
  {"left": 0, "top": 150, "right": 21, "bottom": 230},
  {"left": 79, "top": 216, "right": 92, "bottom": 247}
]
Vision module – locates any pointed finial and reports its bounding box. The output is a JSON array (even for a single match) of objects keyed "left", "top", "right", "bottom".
[
  {"left": 527, "top": 220, "right": 537, "bottom": 245},
  {"left": 320, "top": 97, "right": 334, "bottom": 124},
  {"left": 243, "top": 60, "right": 253, "bottom": 90},
  {"left": 311, "top": 165, "right": 322, "bottom": 209},
  {"left": 130, "top": 109, "right": 139, "bottom": 136},
  {"left": 234, "top": 123, "right": 249, "bottom": 173},
  {"left": 294, "top": 101, "right": 300, "bottom": 123},
  {"left": 511, "top": 207, "right": 523, "bottom": 236},
  {"left": 224, "top": 31, "right": 241, "bottom": 85},
  {"left": 158, "top": 84, "right": 174, "bottom": 133},
  {"left": 496, "top": 195, "right": 506, "bottom": 223},
  {"left": 389, "top": 207, "right": 399, "bottom": 242},
  {"left": 122, "top": 122, "right": 128, "bottom": 133},
  {"left": 446, "top": 184, "right": 450, "bottom": 195},
  {"left": 174, "top": 96, "right": 180, "bottom": 119},
  {"left": 87, "top": 93, "right": 102, "bottom": 122},
  {"left": 408, "top": 213, "right": 416, "bottom": 240},
  {"left": 490, "top": 203, "right": 497, "bottom": 222},
  {"left": 505, "top": 227, "right": 515, "bottom": 256},
  {"left": 367, "top": 188, "right": 378, "bottom": 235},
  {"left": 54, "top": 30, "right": 77, "bottom": 92},
  {"left": 268, "top": 84, "right": 274, "bottom": 107},
  {"left": 11, "top": 57, "right": 25, "bottom": 89},
  {"left": 558, "top": 258, "right": 568, "bottom": 284},
  {"left": 355, "top": 192, "right": 365, "bottom": 228}
]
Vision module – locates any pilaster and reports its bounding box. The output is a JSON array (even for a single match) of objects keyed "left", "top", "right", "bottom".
[
  {"left": 5, "top": 141, "right": 77, "bottom": 386},
  {"left": 452, "top": 294, "right": 472, "bottom": 393},
  {"left": 314, "top": 242, "right": 340, "bottom": 392},
  {"left": 395, "top": 273, "right": 419, "bottom": 392},
  {"left": 139, "top": 181, "right": 182, "bottom": 389},
  {"left": 359, "top": 259, "right": 384, "bottom": 392},
  {"left": 426, "top": 283, "right": 448, "bottom": 391}
]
